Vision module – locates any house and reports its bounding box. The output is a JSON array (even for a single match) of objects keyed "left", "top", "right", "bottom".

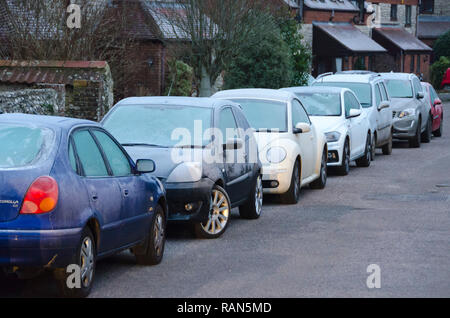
[{"left": 417, "top": 0, "right": 450, "bottom": 59}]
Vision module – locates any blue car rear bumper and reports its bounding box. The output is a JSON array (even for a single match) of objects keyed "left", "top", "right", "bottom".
[{"left": 0, "top": 228, "right": 82, "bottom": 268}]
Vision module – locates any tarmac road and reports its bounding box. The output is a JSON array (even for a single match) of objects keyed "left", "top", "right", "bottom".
[{"left": 1, "top": 103, "right": 449, "bottom": 298}]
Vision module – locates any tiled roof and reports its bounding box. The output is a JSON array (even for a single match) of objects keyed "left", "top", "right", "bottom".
[
  {"left": 314, "top": 23, "right": 387, "bottom": 53},
  {"left": 304, "top": 0, "right": 359, "bottom": 12},
  {"left": 0, "top": 60, "right": 108, "bottom": 85},
  {"left": 418, "top": 15, "right": 450, "bottom": 39},
  {"left": 374, "top": 27, "right": 432, "bottom": 52}
]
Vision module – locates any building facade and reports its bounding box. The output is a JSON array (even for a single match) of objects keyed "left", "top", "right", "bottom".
[{"left": 417, "top": 0, "right": 450, "bottom": 56}]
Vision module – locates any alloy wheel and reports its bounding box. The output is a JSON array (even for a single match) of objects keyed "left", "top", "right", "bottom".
[
  {"left": 153, "top": 213, "right": 165, "bottom": 257},
  {"left": 201, "top": 189, "right": 230, "bottom": 235},
  {"left": 80, "top": 236, "right": 94, "bottom": 288},
  {"left": 254, "top": 176, "right": 263, "bottom": 216}
]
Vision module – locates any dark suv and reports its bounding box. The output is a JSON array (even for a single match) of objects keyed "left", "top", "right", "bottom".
[{"left": 102, "top": 97, "right": 262, "bottom": 239}]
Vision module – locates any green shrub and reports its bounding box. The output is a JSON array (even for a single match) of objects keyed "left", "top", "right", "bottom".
[
  {"left": 434, "top": 30, "right": 450, "bottom": 61},
  {"left": 279, "top": 19, "right": 312, "bottom": 86},
  {"left": 430, "top": 56, "right": 450, "bottom": 89},
  {"left": 224, "top": 12, "right": 294, "bottom": 89},
  {"left": 165, "top": 59, "right": 194, "bottom": 96}
]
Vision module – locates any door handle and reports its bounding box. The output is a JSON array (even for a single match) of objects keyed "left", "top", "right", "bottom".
[
  {"left": 123, "top": 189, "right": 129, "bottom": 197},
  {"left": 92, "top": 194, "right": 98, "bottom": 201}
]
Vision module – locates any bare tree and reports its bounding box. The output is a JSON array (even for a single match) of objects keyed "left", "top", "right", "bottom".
[
  {"left": 0, "top": 0, "right": 141, "bottom": 101},
  {"left": 149, "top": 0, "right": 273, "bottom": 96}
]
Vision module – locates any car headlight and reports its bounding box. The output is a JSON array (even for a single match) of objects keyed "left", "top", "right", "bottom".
[
  {"left": 166, "top": 162, "right": 202, "bottom": 183},
  {"left": 325, "top": 131, "right": 341, "bottom": 143},
  {"left": 266, "top": 147, "right": 287, "bottom": 164},
  {"left": 398, "top": 108, "right": 416, "bottom": 118}
]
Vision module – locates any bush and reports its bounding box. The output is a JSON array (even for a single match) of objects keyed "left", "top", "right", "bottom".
[
  {"left": 224, "top": 12, "right": 294, "bottom": 89},
  {"left": 434, "top": 30, "right": 450, "bottom": 61},
  {"left": 165, "top": 59, "right": 194, "bottom": 96},
  {"left": 430, "top": 56, "right": 450, "bottom": 89},
  {"left": 279, "top": 19, "right": 312, "bottom": 86}
]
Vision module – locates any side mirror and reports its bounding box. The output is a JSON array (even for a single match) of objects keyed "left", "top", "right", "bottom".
[
  {"left": 347, "top": 108, "right": 362, "bottom": 118},
  {"left": 434, "top": 98, "right": 442, "bottom": 106},
  {"left": 378, "top": 101, "right": 390, "bottom": 111},
  {"left": 293, "top": 122, "right": 311, "bottom": 134},
  {"left": 417, "top": 92, "right": 425, "bottom": 99},
  {"left": 136, "top": 159, "right": 156, "bottom": 173},
  {"left": 223, "top": 138, "right": 243, "bottom": 150}
]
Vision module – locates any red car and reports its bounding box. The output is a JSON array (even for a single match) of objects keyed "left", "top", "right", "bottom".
[
  {"left": 422, "top": 82, "right": 444, "bottom": 137},
  {"left": 441, "top": 68, "right": 450, "bottom": 89}
]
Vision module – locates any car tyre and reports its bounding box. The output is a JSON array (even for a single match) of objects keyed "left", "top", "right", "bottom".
[
  {"left": 433, "top": 116, "right": 443, "bottom": 137},
  {"left": 382, "top": 131, "right": 393, "bottom": 155},
  {"left": 370, "top": 134, "right": 376, "bottom": 161},
  {"left": 281, "top": 160, "right": 301, "bottom": 204},
  {"left": 355, "top": 134, "right": 371, "bottom": 168},
  {"left": 133, "top": 204, "right": 166, "bottom": 266},
  {"left": 421, "top": 115, "right": 432, "bottom": 143},
  {"left": 55, "top": 227, "right": 96, "bottom": 298},
  {"left": 336, "top": 140, "right": 350, "bottom": 176},
  {"left": 239, "top": 174, "right": 263, "bottom": 219},
  {"left": 310, "top": 149, "right": 327, "bottom": 190},
  {"left": 409, "top": 118, "right": 422, "bottom": 148},
  {"left": 194, "top": 185, "right": 231, "bottom": 239}
]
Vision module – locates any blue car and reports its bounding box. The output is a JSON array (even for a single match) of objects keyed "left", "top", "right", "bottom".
[{"left": 0, "top": 114, "right": 167, "bottom": 297}]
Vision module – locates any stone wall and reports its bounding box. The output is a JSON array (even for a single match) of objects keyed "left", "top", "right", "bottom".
[{"left": 0, "top": 89, "right": 61, "bottom": 115}]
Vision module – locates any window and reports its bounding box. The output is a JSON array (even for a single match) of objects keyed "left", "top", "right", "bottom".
[
  {"left": 385, "top": 79, "right": 413, "bottom": 98},
  {"left": 405, "top": 5, "right": 412, "bottom": 26},
  {"left": 379, "top": 82, "right": 389, "bottom": 101},
  {"left": 375, "top": 85, "right": 382, "bottom": 108},
  {"left": 296, "top": 92, "right": 342, "bottom": 117},
  {"left": 219, "top": 108, "right": 238, "bottom": 143},
  {"left": 390, "top": 4, "right": 398, "bottom": 21},
  {"left": 231, "top": 99, "right": 287, "bottom": 132},
  {"left": 0, "top": 124, "right": 53, "bottom": 169},
  {"left": 72, "top": 130, "right": 108, "bottom": 177},
  {"left": 291, "top": 99, "right": 310, "bottom": 126},
  {"left": 412, "top": 78, "right": 423, "bottom": 95},
  {"left": 416, "top": 55, "right": 421, "bottom": 74},
  {"left": 314, "top": 82, "right": 372, "bottom": 108},
  {"left": 344, "top": 92, "right": 361, "bottom": 117},
  {"left": 69, "top": 142, "right": 77, "bottom": 172},
  {"left": 93, "top": 130, "right": 132, "bottom": 177},
  {"left": 420, "top": 0, "right": 434, "bottom": 14}
]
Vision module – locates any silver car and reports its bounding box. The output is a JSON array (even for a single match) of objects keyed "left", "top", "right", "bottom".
[{"left": 380, "top": 73, "right": 432, "bottom": 148}]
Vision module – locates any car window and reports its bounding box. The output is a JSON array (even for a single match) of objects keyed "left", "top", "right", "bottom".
[
  {"left": 72, "top": 130, "right": 109, "bottom": 177},
  {"left": 430, "top": 86, "right": 438, "bottom": 102},
  {"left": 379, "top": 82, "right": 389, "bottom": 101},
  {"left": 344, "top": 92, "right": 360, "bottom": 117},
  {"left": 292, "top": 99, "right": 310, "bottom": 125},
  {"left": 412, "top": 78, "right": 422, "bottom": 94},
  {"left": 69, "top": 142, "right": 77, "bottom": 172},
  {"left": 384, "top": 79, "right": 413, "bottom": 98},
  {"left": 296, "top": 92, "right": 342, "bottom": 117},
  {"left": 0, "top": 124, "right": 54, "bottom": 169},
  {"left": 219, "top": 107, "right": 239, "bottom": 143},
  {"left": 93, "top": 130, "right": 132, "bottom": 177},
  {"left": 375, "top": 84, "right": 382, "bottom": 107},
  {"left": 314, "top": 82, "right": 372, "bottom": 108}
]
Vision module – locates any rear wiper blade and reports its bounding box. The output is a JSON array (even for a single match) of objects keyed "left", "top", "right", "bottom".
[{"left": 122, "top": 143, "right": 168, "bottom": 148}]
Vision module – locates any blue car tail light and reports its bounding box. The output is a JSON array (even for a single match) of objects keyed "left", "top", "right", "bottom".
[{"left": 20, "top": 176, "right": 59, "bottom": 215}]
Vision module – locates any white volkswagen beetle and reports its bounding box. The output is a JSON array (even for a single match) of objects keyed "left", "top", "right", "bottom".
[
  {"left": 213, "top": 89, "right": 328, "bottom": 204},
  {"left": 281, "top": 86, "right": 372, "bottom": 176}
]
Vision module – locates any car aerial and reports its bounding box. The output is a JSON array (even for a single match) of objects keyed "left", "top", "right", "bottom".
[
  {"left": 212, "top": 89, "right": 328, "bottom": 204},
  {"left": 281, "top": 86, "right": 372, "bottom": 176},
  {"left": 102, "top": 97, "right": 262, "bottom": 240},
  {"left": 379, "top": 72, "right": 432, "bottom": 148},
  {"left": 313, "top": 71, "right": 393, "bottom": 158},
  {"left": 421, "top": 82, "right": 444, "bottom": 137},
  {"left": 0, "top": 114, "right": 167, "bottom": 297}
]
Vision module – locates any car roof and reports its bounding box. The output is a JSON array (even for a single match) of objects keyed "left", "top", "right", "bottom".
[
  {"left": 314, "top": 73, "right": 381, "bottom": 84},
  {"left": 379, "top": 72, "right": 414, "bottom": 80},
  {"left": 281, "top": 86, "right": 346, "bottom": 95},
  {"left": 0, "top": 113, "right": 97, "bottom": 130},
  {"left": 115, "top": 96, "right": 235, "bottom": 109},
  {"left": 213, "top": 89, "right": 295, "bottom": 102}
]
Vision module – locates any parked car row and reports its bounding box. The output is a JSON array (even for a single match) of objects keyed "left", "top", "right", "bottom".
[{"left": 0, "top": 72, "right": 444, "bottom": 297}]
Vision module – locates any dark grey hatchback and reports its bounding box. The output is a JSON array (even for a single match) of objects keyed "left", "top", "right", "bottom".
[{"left": 102, "top": 97, "right": 263, "bottom": 239}]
